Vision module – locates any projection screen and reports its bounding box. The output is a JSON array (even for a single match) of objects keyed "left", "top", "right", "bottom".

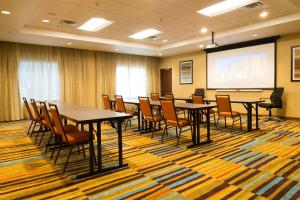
[{"left": 207, "top": 42, "right": 275, "bottom": 89}]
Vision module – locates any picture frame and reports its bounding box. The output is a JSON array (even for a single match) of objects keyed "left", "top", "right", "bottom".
[
  {"left": 291, "top": 46, "right": 300, "bottom": 82},
  {"left": 179, "top": 60, "right": 193, "bottom": 84}
]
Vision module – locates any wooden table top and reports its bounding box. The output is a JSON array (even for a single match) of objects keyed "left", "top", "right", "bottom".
[
  {"left": 49, "top": 101, "right": 132, "bottom": 124},
  {"left": 204, "top": 98, "right": 264, "bottom": 103}
]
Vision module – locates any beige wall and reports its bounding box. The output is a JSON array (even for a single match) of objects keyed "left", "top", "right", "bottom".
[{"left": 160, "top": 33, "right": 300, "bottom": 118}]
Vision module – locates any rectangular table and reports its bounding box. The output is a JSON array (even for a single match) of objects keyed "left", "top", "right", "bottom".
[
  {"left": 110, "top": 99, "right": 217, "bottom": 148},
  {"left": 49, "top": 101, "right": 132, "bottom": 178},
  {"left": 171, "top": 97, "right": 264, "bottom": 132}
]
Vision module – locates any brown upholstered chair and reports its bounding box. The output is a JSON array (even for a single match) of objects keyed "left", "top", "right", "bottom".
[
  {"left": 30, "top": 99, "right": 48, "bottom": 144},
  {"left": 151, "top": 93, "right": 160, "bottom": 101},
  {"left": 215, "top": 95, "right": 242, "bottom": 131},
  {"left": 160, "top": 99, "right": 192, "bottom": 146},
  {"left": 49, "top": 103, "right": 95, "bottom": 173},
  {"left": 115, "top": 95, "right": 137, "bottom": 130},
  {"left": 192, "top": 95, "right": 217, "bottom": 126},
  {"left": 40, "top": 102, "right": 57, "bottom": 153},
  {"left": 102, "top": 94, "right": 114, "bottom": 110},
  {"left": 23, "top": 97, "right": 37, "bottom": 135},
  {"left": 138, "top": 97, "right": 163, "bottom": 138},
  {"left": 165, "top": 93, "right": 174, "bottom": 99}
]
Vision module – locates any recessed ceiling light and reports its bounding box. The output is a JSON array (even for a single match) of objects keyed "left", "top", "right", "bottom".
[
  {"left": 1, "top": 10, "right": 11, "bottom": 15},
  {"left": 260, "top": 11, "right": 268, "bottom": 18},
  {"left": 197, "top": 0, "right": 258, "bottom": 17},
  {"left": 78, "top": 17, "right": 113, "bottom": 32},
  {"left": 200, "top": 27, "right": 208, "bottom": 33},
  {"left": 159, "top": 53, "right": 162, "bottom": 56},
  {"left": 42, "top": 19, "right": 50, "bottom": 23},
  {"left": 199, "top": 44, "right": 204, "bottom": 48},
  {"left": 129, "top": 28, "right": 162, "bottom": 40},
  {"left": 67, "top": 42, "right": 72, "bottom": 45},
  {"left": 162, "top": 39, "right": 168, "bottom": 43},
  {"left": 252, "top": 34, "right": 258, "bottom": 37},
  {"left": 115, "top": 48, "right": 120, "bottom": 51}
]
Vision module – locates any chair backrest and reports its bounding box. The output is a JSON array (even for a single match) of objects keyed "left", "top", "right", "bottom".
[
  {"left": 30, "top": 99, "right": 42, "bottom": 122},
  {"left": 192, "top": 95, "right": 204, "bottom": 104},
  {"left": 215, "top": 95, "right": 232, "bottom": 115},
  {"left": 270, "top": 87, "right": 284, "bottom": 108},
  {"left": 139, "top": 97, "right": 153, "bottom": 119},
  {"left": 49, "top": 104, "right": 68, "bottom": 142},
  {"left": 151, "top": 93, "right": 160, "bottom": 101},
  {"left": 102, "top": 94, "right": 112, "bottom": 110},
  {"left": 165, "top": 93, "right": 174, "bottom": 99},
  {"left": 194, "top": 88, "right": 205, "bottom": 97},
  {"left": 160, "top": 99, "right": 177, "bottom": 123},
  {"left": 115, "top": 95, "right": 126, "bottom": 112},
  {"left": 40, "top": 102, "right": 55, "bottom": 133},
  {"left": 23, "top": 97, "right": 34, "bottom": 120}
]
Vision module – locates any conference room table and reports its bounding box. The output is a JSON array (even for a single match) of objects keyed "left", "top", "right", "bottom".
[
  {"left": 110, "top": 98, "right": 217, "bottom": 148},
  {"left": 171, "top": 97, "right": 264, "bottom": 132},
  {"left": 49, "top": 101, "right": 132, "bottom": 178}
]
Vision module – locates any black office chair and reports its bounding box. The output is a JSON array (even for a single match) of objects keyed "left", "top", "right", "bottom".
[
  {"left": 258, "top": 87, "right": 284, "bottom": 121},
  {"left": 194, "top": 88, "right": 205, "bottom": 97}
]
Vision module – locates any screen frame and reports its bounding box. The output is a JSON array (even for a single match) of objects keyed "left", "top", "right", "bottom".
[{"left": 205, "top": 36, "right": 279, "bottom": 90}]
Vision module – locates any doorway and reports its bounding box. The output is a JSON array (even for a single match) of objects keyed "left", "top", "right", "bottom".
[{"left": 160, "top": 68, "right": 172, "bottom": 96}]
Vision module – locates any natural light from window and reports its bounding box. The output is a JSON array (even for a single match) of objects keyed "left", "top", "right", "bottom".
[{"left": 19, "top": 60, "right": 60, "bottom": 101}]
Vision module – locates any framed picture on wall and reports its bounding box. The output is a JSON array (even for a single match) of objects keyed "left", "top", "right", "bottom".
[
  {"left": 291, "top": 46, "right": 300, "bottom": 82},
  {"left": 179, "top": 60, "right": 193, "bottom": 84}
]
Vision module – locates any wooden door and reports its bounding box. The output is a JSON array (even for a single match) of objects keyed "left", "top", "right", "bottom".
[{"left": 160, "top": 68, "right": 172, "bottom": 96}]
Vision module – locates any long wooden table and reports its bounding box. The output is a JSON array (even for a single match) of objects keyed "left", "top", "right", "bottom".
[
  {"left": 110, "top": 99, "right": 217, "bottom": 148},
  {"left": 49, "top": 101, "right": 132, "bottom": 178},
  {"left": 172, "top": 97, "right": 264, "bottom": 132}
]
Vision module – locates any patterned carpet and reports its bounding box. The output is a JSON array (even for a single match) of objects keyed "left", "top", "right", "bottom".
[{"left": 0, "top": 118, "right": 300, "bottom": 199}]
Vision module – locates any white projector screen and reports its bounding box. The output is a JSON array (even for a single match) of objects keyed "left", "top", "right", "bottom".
[{"left": 207, "top": 43, "right": 275, "bottom": 89}]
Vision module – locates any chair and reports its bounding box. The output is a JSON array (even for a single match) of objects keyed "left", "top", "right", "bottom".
[
  {"left": 194, "top": 88, "right": 205, "bottom": 97},
  {"left": 30, "top": 99, "right": 48, "bottom": 144},
  {"left": 23, "top": 97, "right": 37, "bottom": 135},
  {"left": 165, "top": 93, "right": 174, "bottom": 99},
  {"left": 115, "top": 95, "right": 137, "bottom": 130},
  {"left": 259, "top": 87, "right": 284, "bottom": 121},
  {"left": 151, "top": 93, "right": 160, "bottom": 101},
  {"left": 49, "top": 103, "right": 94, "bottom": 173},
  {"left": 215, "top": 95, "right": 242, "bottom": 131},
  {"left": 160, "top": 99, "right": 192, "bottom": 146},
  {"left": 138, "top": 97, "right": 163, "bottom": 138},
  {"left": 102, "top": 94, "right": 113, "bottom": 110},
  {"left": 40, "top": 102, "right": 56, "bottom": 153},
  {"left": 192, "top": 95, "right": 217, "bottom": 126}
]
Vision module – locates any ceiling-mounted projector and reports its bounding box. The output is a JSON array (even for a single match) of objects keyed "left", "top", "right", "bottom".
[{"left": 206, "top": 32, "right": 219, "bottom": 48}]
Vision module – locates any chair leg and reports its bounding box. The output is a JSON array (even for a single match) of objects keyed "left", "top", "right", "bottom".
[
  {"left": 77, "top": 145, "right": 80, "bottom": 154},
  {"left": 39, "top": 128, "right": 46, "bottom": 146},
  {"left": 213, "top": 113, "right": 217, "bottom": 128},
  {"left": 151, "top": 122, "right": 156, "bottom": 139},
  {"left": 239, "top": 116, "right": 242, "bottom": 130},
  {"left": 29, "top": 121, "right": 37, "bottom": 138},
  {"left": 216, "top": 116, "right": 220, "bottom": 129},
  {"left": 45, "top": 132, "right": 53, "bottom": 153},
  {"left": 161, "top": 125, "right": 167, "bottom": 143},
  {"left": 176, "top": 128, "right": 182, "bottom": 147},
  {"left": 50, "top": 137, "right": 59, "bottom": 159},
  {"left": 82, "top": 144, "right": 86, "bottom": 158},
  {"left": 34, "top": 126, "right": 42, "bottom": 142},
  {"left": 27, "top": 120, "right": 34, "bottom": 135},
  {"left": 63, "top": 145, "right": 73, "bottom": 174},
  {"left": 224, "top": 117, "right": 227, "bottom": 128},
  {"left": 54, "top": 140, "right": 63, "bottom": 165},
  {"left": 231, "top": 118, "right": 235, "bottom": 132},
  {"left": 175, "top": 127, "right": 178, "bottom": 137},
  {"left": 124, "top": 119, "right": 129, "bottom": 131}
]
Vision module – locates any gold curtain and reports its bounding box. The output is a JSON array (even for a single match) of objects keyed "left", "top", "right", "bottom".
[
  {"left": 146, "top": 56, "right": 160, "bottom": 95},
  {"left": 0, "top": 42, "right": 21, "bottom": 121}
]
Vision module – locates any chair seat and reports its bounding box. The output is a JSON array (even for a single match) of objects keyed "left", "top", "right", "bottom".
[
  {"left": 145, "top": 114, "right": 163, "bottom": 122},
  {"left": 126, "top": 110, "right": 137, "bottom": 116},
  {"left": 66, "top": 131, "right": 90, "bottom": 145},
  {"left": 258, "top": 103, "right": 274, "bottom": 109},
  {"left": 167, "top": 118, "right": 191, "bottom": 127},
  {"left": 219, "top": 111, "right": 240, "bottom": 117}
]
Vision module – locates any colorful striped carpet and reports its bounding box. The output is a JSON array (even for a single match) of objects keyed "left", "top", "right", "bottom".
[{"left": 0, "top": 118, "right": 300, "bottom": 199}]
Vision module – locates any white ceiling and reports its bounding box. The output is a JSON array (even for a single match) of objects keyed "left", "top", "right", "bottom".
[{"left": 1, "top": 0, "right": 300, "bottom": 57}]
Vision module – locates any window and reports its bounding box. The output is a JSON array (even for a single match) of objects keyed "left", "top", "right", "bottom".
[
  {"left": 116, "top": 65, "right": 147, "bottom": 99},
  {"left": 19, "top": 60, "right": 60, "bottom": 101}
]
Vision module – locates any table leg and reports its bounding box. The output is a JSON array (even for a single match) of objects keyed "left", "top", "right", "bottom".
[
  {"left": 255, "top": 103, "right": 259, "bottom": 130},
  {"left": 247, "top": 103, "right": 252, "bottom": 132},
  {"left": 97, "top": 122, "right": 101, "bottom": 170},
  {"left": 137, "top": 105, "right": 141, "bottom": 131},
  {"left": 206, "top": 108, "right": 211, "bottom": 142},
  {"left": 196, "top": 110, "right": 200, "bottom": 144},
  {"left": 117, "top": 120, "right": 123, "bottom": 166},
  {"left": 89, "top": 123, "right": 94, "bottom": 174}
]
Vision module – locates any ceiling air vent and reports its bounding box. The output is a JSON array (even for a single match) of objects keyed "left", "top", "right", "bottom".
[
  {"left": 238, "top": 1, "right": 269, "bottom": 15},
  {"left": 146, "top": 35, "right": 161, "bottom": 41},
  {"left": 58, "top": 19, "right": 79, "bottom": 28}
]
